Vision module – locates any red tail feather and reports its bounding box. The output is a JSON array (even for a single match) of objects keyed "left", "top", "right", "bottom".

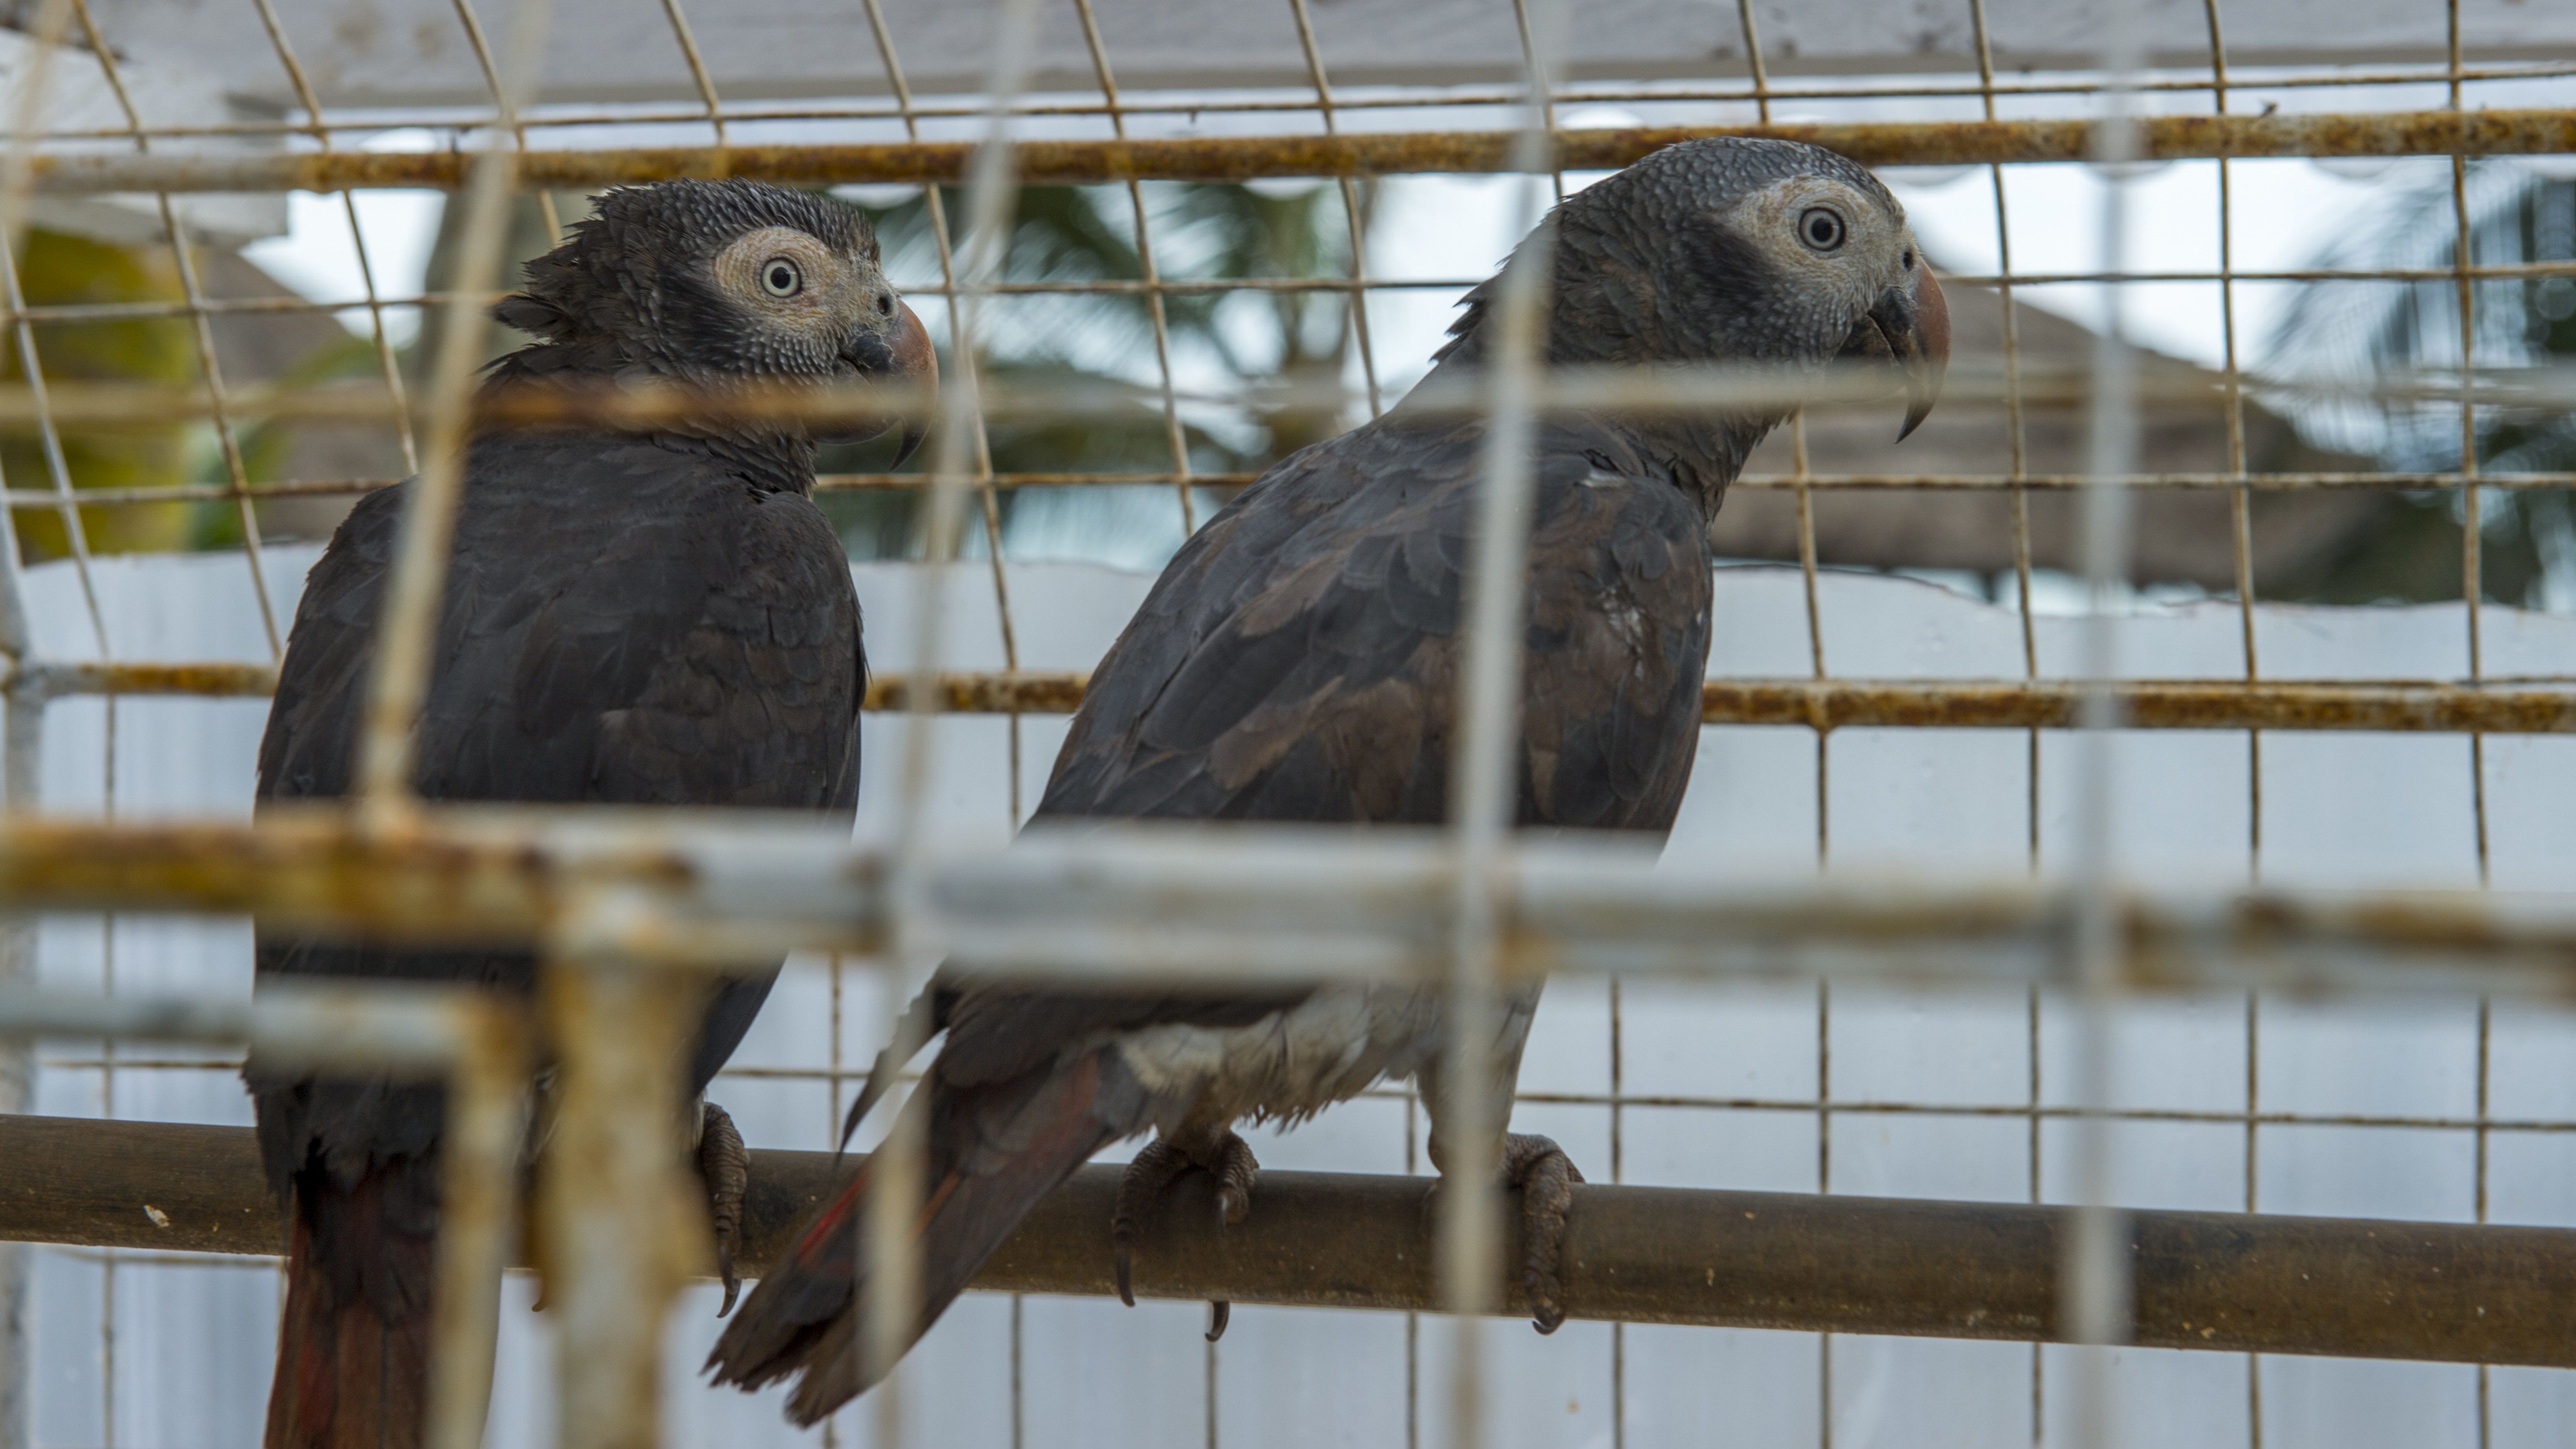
[{"left": 265, "top": 1169, "right": 437, "bottom": 1449}]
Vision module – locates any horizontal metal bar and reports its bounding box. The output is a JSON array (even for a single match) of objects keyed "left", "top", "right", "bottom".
[
  {"left": 0, "top": 361, "right": 2566, "bottom": 435},
  {"left": 0, "top": 985, "right": 490, "bottom": 1072},
  {"left": 1701, "top": 678, "right": 2576, "bottom": 733},
  {"left": 22, "top": 468, "right": 2576, "bottom": 512},
  {"left": 20, "top": 56, "right": 2576, "bottom": 149},
  {"left": 19, "top": 109, "right": 2573, "bottom": 193},
  {"left": 6, "top": 809, "right": 2576, "bottom": 993},
  {"left": 3, "top": 1114, "right": 2570, "bottom": 1368},
  {"left": 29, "top": 666, "right": 2576, "bottom": 739}
]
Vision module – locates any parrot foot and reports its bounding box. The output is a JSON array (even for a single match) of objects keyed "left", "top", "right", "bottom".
[
  {"left": 1503, "top": 1133, "right": 1583, "bottom": 1335},
  {"left": 1110, "top": 1130, "right": 1260, "bottom": 1341},
  {"left": 694, "top": 1100, "right": 750, "bottom": 1316},
  {"left": 1420, "top": 1132, "right": 1586, "bottom": 1335}
]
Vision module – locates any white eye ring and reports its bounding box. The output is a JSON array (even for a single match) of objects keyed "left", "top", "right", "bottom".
[
  {"left": 759, "top": 258, "right": 803, "bottom": 297},
  {"left": 1798, "top": 207, "right": 1846, "bottom": 252}
]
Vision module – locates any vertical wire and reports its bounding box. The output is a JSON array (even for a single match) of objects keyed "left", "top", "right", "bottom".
[
  {"left": 67, "top": 0, "right": 283, "bottom": 659},
  {"left": 1508, "top": 0, "right": 1565, "bottom": 204},
  {"left": 0, "top": 0, "right": 109, "bottom": 666},
  {"left": 2243, "top": 991, "right": 2261, "bottom": 1448},
  {"left": 2474, "top": 995, "right": 2492, "bottom": 1448},
  {"left": 1607, "top": 974, "right": 1624, "bottom": 1449},
  {"left": 246, "top": 0, "right": 421, "bottom": 474},
  {"left": 1441, "top": 7, "right": 1561, "bottom": 1445},
  {"left": 821, "top": 950, "right": 845, "bottom": 1449},
  {"left": 872, "top": 5, "right": 1046, "bottom": 1441},
  {"left": 1284, "top": 0, "right": 1385, "bottom": 419},
  {"left": 1404, "top": 1084, "right": 1420, "bottom": 1449},
  {"left": 2067, "top": 16, "right": 2146, "bottom": 1447},
  {"left": 0, "top": 14, "right": 73, "bottom": 1448},
  {"left": 1817, "top": 978, "right": 1833, "bottom": 1449},
  {"left": 2198, "top": 0, "right": 2264, "bottom": 884},
  {"left": 2200, "top": 12, "right": 2266, "bottom": 1444},
  {"left": 858, "top": 0, "right": 1024, "bottom": 823},
  {"left": 1966, "top": 0, "right": 2041, "bottom": 870},
  {"left": 350, "top": 0, "right": 551, "bottom": 828},
  {"left": 1067, "top": 0, "right": 1200, "bottom": 536},
  {"left": 2445, "top": 0, "right": 2491, "bottom": 887},
  {"left": 655, "top": 0, "right": 730, "bottom": 152},
  {"left": 1732, "top": 0, "right": 1773, "bottom": 124},
  {"left": 1792, "top": 413, "right": 1827, "bottom": 863},
  {"left": 450, "top": 0, "right": 562, "bottom": 243}
]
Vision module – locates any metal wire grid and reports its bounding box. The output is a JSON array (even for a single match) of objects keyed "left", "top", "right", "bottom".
[{"left": 0, "top": 0, "right": 2566, "bottom": 1446}]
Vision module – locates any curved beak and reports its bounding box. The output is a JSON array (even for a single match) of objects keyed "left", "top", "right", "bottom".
[
  {"left": 839, "top": 300, "right": 939, "bottom": 463},
  {"left": 1896, "top": 258, "right": 1949, "bottom": 441},
  {"left": 1841, "top": 254, "right": 1951, "bottom": 442}
]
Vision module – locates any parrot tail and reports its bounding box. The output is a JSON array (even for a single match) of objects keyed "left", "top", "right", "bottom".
[
  {"left": 264, "top": 1162, "right": 439, "bottom": 1449},
  {"left": 709, "top": 1047, "right": 1148, "bottom": 1424}
]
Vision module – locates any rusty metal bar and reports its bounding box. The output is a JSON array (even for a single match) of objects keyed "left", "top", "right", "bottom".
[
  {"left": 0, "top": 359, "right": 2563, "bottom": 433},
  {"left": 15, "top": 56, "right": 2576, "bottom": 148},
  {"left": 13, "top": 108, "right": 2572, "bottom": 194},
  {"left": 29, "top": 666, "right": 2576, "bottom": 740},
  {"left": 7, "top": 1115, "right": 2576, "bottom": 1371},
  {"left": 20, "top": 467, "right": 2576, "bottom": 513}
]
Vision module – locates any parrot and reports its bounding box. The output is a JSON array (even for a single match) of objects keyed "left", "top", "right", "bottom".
[
  {"left": 709, "top": 136, "right": 1947, "bottom": 1423},
  {"left": 245, "top": 177, "right": 934, "bottom": 1449}
]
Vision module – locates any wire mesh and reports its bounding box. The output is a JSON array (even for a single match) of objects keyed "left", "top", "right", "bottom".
[{"left": 0, "top": 0, "right": 2568, "bottom": 1447}]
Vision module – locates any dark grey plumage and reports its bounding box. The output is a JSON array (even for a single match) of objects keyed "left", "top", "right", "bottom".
[
  {"left": 248, "top": 178, "right": 930, "bottom": 1449},
  {"left": 709, "top": 138, "right": 1947, "bottom": 1423}
]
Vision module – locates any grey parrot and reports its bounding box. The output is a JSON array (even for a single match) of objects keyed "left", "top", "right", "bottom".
[
  {"left": 246, "top": 178, "right": 932, "bottom": 1449},
  {"left": 707, "top": 136, "right": 1947, "bottom": 1422}
]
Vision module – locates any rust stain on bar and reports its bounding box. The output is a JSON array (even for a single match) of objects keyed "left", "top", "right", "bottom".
[
  {"left": 5, "top": 1114, "right": 2574, "bottom": 1369},
  {"left": 20, "top": 109, "right": 2575, "bottom": 193},
  {"left": 35, "top": 663, "right": 2576, "bottom": 738},
  {"left": 862, "top": 670, "right": 1088, "bottom": 714},
  {"left": 1704, "top": 678, "right": 2576, "bottom": 734}
]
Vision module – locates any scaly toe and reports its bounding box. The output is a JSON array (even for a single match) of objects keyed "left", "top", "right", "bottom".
[
  {"left": 694, "top": 1101, "right": 750, "bottom": 1316},
  {"left": 1111, "top": 1139, "right": 1193, "bottom": 1310},
  {"left": 1502, "top": 1133, "right": 1581, "bottom": 1336}
]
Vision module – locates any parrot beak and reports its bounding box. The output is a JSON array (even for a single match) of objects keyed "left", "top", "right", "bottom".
[
  {"left": 1841, "top": 253, "right": 1951, "bottom": 442},
  {"left": 838, "top": 300, "right": 938, "bottom": 462},
  {"left": 1895, "top": 258, "right": 1949, "bottom": 442}
]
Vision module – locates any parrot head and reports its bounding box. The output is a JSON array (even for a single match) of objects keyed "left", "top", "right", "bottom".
[
  {"left": 493, "top": 177, "right": 936, "bottom": 459},
  {"left": 1464, "top": 135, "right": 1949, "bottom": 443}
]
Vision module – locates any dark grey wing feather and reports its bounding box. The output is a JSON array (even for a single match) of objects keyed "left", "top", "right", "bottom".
[
  {"left": 940, "top": 412, "right": 1712, "bottom": 1090},
  {"left": 253, "top": 433, "right": 864, "bottom": 1195}
]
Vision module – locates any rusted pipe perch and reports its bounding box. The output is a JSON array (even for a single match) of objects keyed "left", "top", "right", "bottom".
[
  {"left": 16, "top": 109, "right": 2576, "bottom": 193},
  {"left": 2, "top": 1114, "right": 2571, "bottom": 1368}
]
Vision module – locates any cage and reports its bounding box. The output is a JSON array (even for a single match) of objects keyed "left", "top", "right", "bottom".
[{"left": 0, "top": 1, "right": 2570, "bottom": 1447}]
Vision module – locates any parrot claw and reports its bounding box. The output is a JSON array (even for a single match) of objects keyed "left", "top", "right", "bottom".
[
  {"left": 1110, "top": 1131, "right": 1260, "bottom": 1333},
  {"left": 1420, "top": 1132, "right": 1585, "bottom": 1334},
  {"left": 694, "top": 1101, "right": 750, "bottom": 1316},
  {"left": 1502, "top": 1133, "right": 1583, "bottom": 1335}
]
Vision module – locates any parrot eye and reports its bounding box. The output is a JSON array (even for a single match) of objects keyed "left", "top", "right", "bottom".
[
  {"left": 759, "top": 258, "right": 804, "bottom": 297},
  {"left": 1798, "top": 208, "right": 1847, "bottom": 253}
]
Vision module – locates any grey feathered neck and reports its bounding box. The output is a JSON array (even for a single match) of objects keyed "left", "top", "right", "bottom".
[{"left": 1413, "top": 139, "right": 1902, "bottom": 521}]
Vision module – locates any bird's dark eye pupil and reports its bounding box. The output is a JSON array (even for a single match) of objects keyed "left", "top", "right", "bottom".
[
  {"left": 761, "top": 260, "right": 801, "bottom": 296},
  {"left": 1800, "top": 208, "right": 1844, "bottom": 251}
]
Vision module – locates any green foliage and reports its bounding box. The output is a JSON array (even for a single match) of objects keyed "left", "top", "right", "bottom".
[
  {"left": 819, "top": 182, "right": 1367, "bottom": 560},
  {"left": 3, "top": 229, "right": 200, "bottom": 560}
]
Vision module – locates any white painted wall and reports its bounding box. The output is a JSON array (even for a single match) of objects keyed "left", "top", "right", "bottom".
[{"left": 20, "top": 546, "right": 2576, "bottom": 1448}]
